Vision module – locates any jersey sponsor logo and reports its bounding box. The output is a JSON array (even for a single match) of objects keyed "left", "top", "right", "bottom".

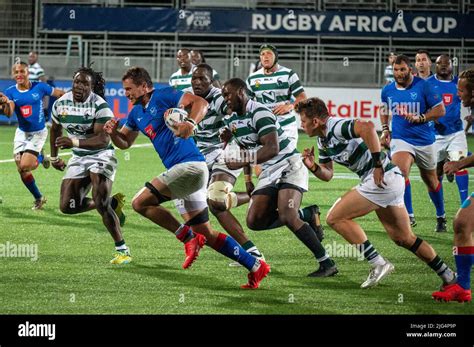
[
  {"left": 144, "top": 124, "right": 157, "bottom": 140},
  {"left": 276, "top": 78, "right": 284, "bottom": 86},
  {"left": 442, "top": 93, "right": 453, "bottom": 105},
  {"left": 20, "top": 105, "right": 32, "bottom": 118},
  {"left": 262, "top": 91, "right": 276, "bottom": 103}
]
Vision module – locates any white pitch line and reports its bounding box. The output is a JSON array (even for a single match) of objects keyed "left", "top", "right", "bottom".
[{"left": 0, "top": 143, "right": 153, "bottom": 164}]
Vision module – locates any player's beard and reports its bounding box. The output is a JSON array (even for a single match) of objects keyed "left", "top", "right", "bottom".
[
  {"left": 396, "top": 73, "right": 411, "bottom": 87},
  {"left": 133, "top": 91, "right": 153, "bottom": 106}
]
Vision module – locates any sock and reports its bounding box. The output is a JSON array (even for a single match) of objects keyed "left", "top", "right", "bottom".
[
  {"left": 455, "top": 170, "right": 469, "bottom": 204},
  {"left": 404, "top": 178, "right": 414, "bottom": 216},
  {"left": 242, "top": 240, "right": 262, "bottom": 257},
  {"left": 357, "top": 240, "right": 385, "bottom": 266},
  {"left": 37, "top": 153, "right": 43, "bottom": 164},
  {"left": 175, "top": 225, "right": 194, "bottom": 243},
  {"left": 294, "top": 223, "right": 334, "bottom": 267},
  {"left": 454, "top": 246, "right": 474, "bottom": 290},
  {"left": 211, "top": 233, "right": 259, "bottom": 272},
  {"left": 114, "top": 239, "right": 128, "bottom": 252},
  {"left": 21, "top": 173, "right": 42, "bottom": 200},
  {"left": 428, "top": 255, "right": 456, "bottom": 284},
  {"left": 428, "top": 182, "right": 445, "bottom": 218},
  {"left": 298, "top": 207, "right": 313, "bottom": 222}
]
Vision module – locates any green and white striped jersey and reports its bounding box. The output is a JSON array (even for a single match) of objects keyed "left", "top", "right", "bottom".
[
  {"left": 195, "top": 87, "right": 227, "bottom": 155},
  {"left": 223, "top": 99, "right": 297, "bottom": 169},
  {"left": 318, "top": 118, "right": 395, "bottom": 180},
  {"left": 28, "top": 63, "right": 45, "bottom": 82},
  {"left": 246, "top": 65, "right": 304, "bottom": 128},
  {"left": 169, "top": 66, "right": 195, "bottom": 91},
  {"left": 169, "top": 66, "right": 220, "bottom": 91},
  {"left": 51, "top": 91, "right": 114, "bottom": 156}
]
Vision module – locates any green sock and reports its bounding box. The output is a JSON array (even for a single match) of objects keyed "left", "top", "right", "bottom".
[{"left": 242, "top": 240, "right": 255, "bottom": 251}]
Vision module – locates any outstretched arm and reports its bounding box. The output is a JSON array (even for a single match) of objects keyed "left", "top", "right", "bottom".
[{"left": 104, "top": 119, "right": 139, "bottom": 150}]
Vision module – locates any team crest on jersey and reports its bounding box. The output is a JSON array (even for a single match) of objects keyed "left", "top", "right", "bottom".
[
  {"left": 442, "top": 93, "right": 453, "bottom": 105},
  {"left": 60, "top": 108, "right": 68, "bottom": 118},
  {"left": 67, "top": 124, "right": 86, "bottom": 136},
  {"left": 31, "top": 93, "right": 39, "bottom": 101},
  {"left": 149, "top": 107, "right": 157, "bottom": 116},
  {"left": 255, "top": 80, "right": 261, "bottom": 88},
  {"left": 231, "top": 123, "right": 238, "bottom": 134},
  {"left": 84, "top": 110, "right": 92, "bottom": 120},
  {"left": 410, "top": 92, "right": 417, "bottom": 100}
]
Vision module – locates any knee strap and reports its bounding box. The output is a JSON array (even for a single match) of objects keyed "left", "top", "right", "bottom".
[
  {"left": 208, "top": 180, "right": 236, "bottom": 209},
  {"left": 409, "top": 237, "right": 423, "bottom": 253},
  {"left": 185, "top": 207, "right": 209, "bottom": 226},
  {"left": 145, "top": 182, "right": 170, "bottom": 204}
]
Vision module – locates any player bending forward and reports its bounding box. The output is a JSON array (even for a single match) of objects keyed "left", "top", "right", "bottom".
[
  {"left": 297, "top": 97, "right": 456, "bottom": 290},
  {"left": 105, "top": 67, "right": 270, "bottom": 289}
]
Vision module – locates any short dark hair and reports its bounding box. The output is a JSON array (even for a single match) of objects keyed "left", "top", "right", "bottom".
[
  {"left": 394, "top": 55, "right": 411, "bottom": 66},
  {"left": 416, "top": 49, "right": 431, "bottom": 61},
  {"left": 122, "top": 67, "right": 153, "bottom": 88},
  {"left": 295, "top": 97, "right": 329, "bottom": 119},
  {"left": 459, "top": 68, "right": 474, "bottom": 93},
  {"left": 223, "top": 78, "right": 247, "bottom": 92},
  {"left": 74, "top": 65, "right": 106, "bottom": 100},
  {"left": 191, "top": 50, "right": 206, "bottom": 63},
  {"left": 194, "top": 63, "right": 213, "bottom": 79}
]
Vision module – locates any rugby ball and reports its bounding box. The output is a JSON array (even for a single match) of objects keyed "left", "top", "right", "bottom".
[{"left": 164, "top": 108, "right": 188, "bottom": 131}]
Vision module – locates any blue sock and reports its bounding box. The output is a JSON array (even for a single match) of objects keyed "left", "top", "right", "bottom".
[
  {"left": 428, "top": 182, "right": 445, "bottom": 218},
  {"left": 37, "top": 153, "right": 44, "bottom": 164},
  {"left": 21, "top": 173, "right": 42, "bottom": 200},
  {"left": 404, "top": 178, "right": 414, "bottom": 216},
  {"left": 455, "top": 170, "right": 469, "bottom": 204},
  {"left": 455, "top": 251, "right": 473, "bottom": 290},
  {"left": 213, "top": 233, "right": 257, "bottom": 271}
]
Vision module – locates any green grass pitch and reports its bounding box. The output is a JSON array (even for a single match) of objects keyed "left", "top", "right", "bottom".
[{"left": 0, "top": 125, "right": 473, "bottom": 314}]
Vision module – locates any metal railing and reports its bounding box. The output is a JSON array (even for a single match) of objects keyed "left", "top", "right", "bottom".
[{"left": 0, "top": 37, "right": 473, "bottom": 88}]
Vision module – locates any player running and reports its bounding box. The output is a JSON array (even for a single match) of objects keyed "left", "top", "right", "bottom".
[
  {"left": 221, "top": 78, "right": 336, "bottom": 277},
  {"left": 105, "top": 67, "right": 270, "bottom": 289},
  {"left": 191, "top": 63, "right": 265, "bottom": 264},
  {"left": 432, "top": 68, "right": 474, "bottom": 303},
  {"left": 0, "top": 62, "right": 64, "bottom": 209},
  {"left": 49, "top": 66, "right": 130, "bottom": 264},
  {"left": 380, "top": 55, "right": 447, "bottom": 232},
  {"left": 427, "top": 55, "right": 469, "bottom": 205},
  {"left": 297, "top": 97, "right": 457, "bottom": 290}
]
